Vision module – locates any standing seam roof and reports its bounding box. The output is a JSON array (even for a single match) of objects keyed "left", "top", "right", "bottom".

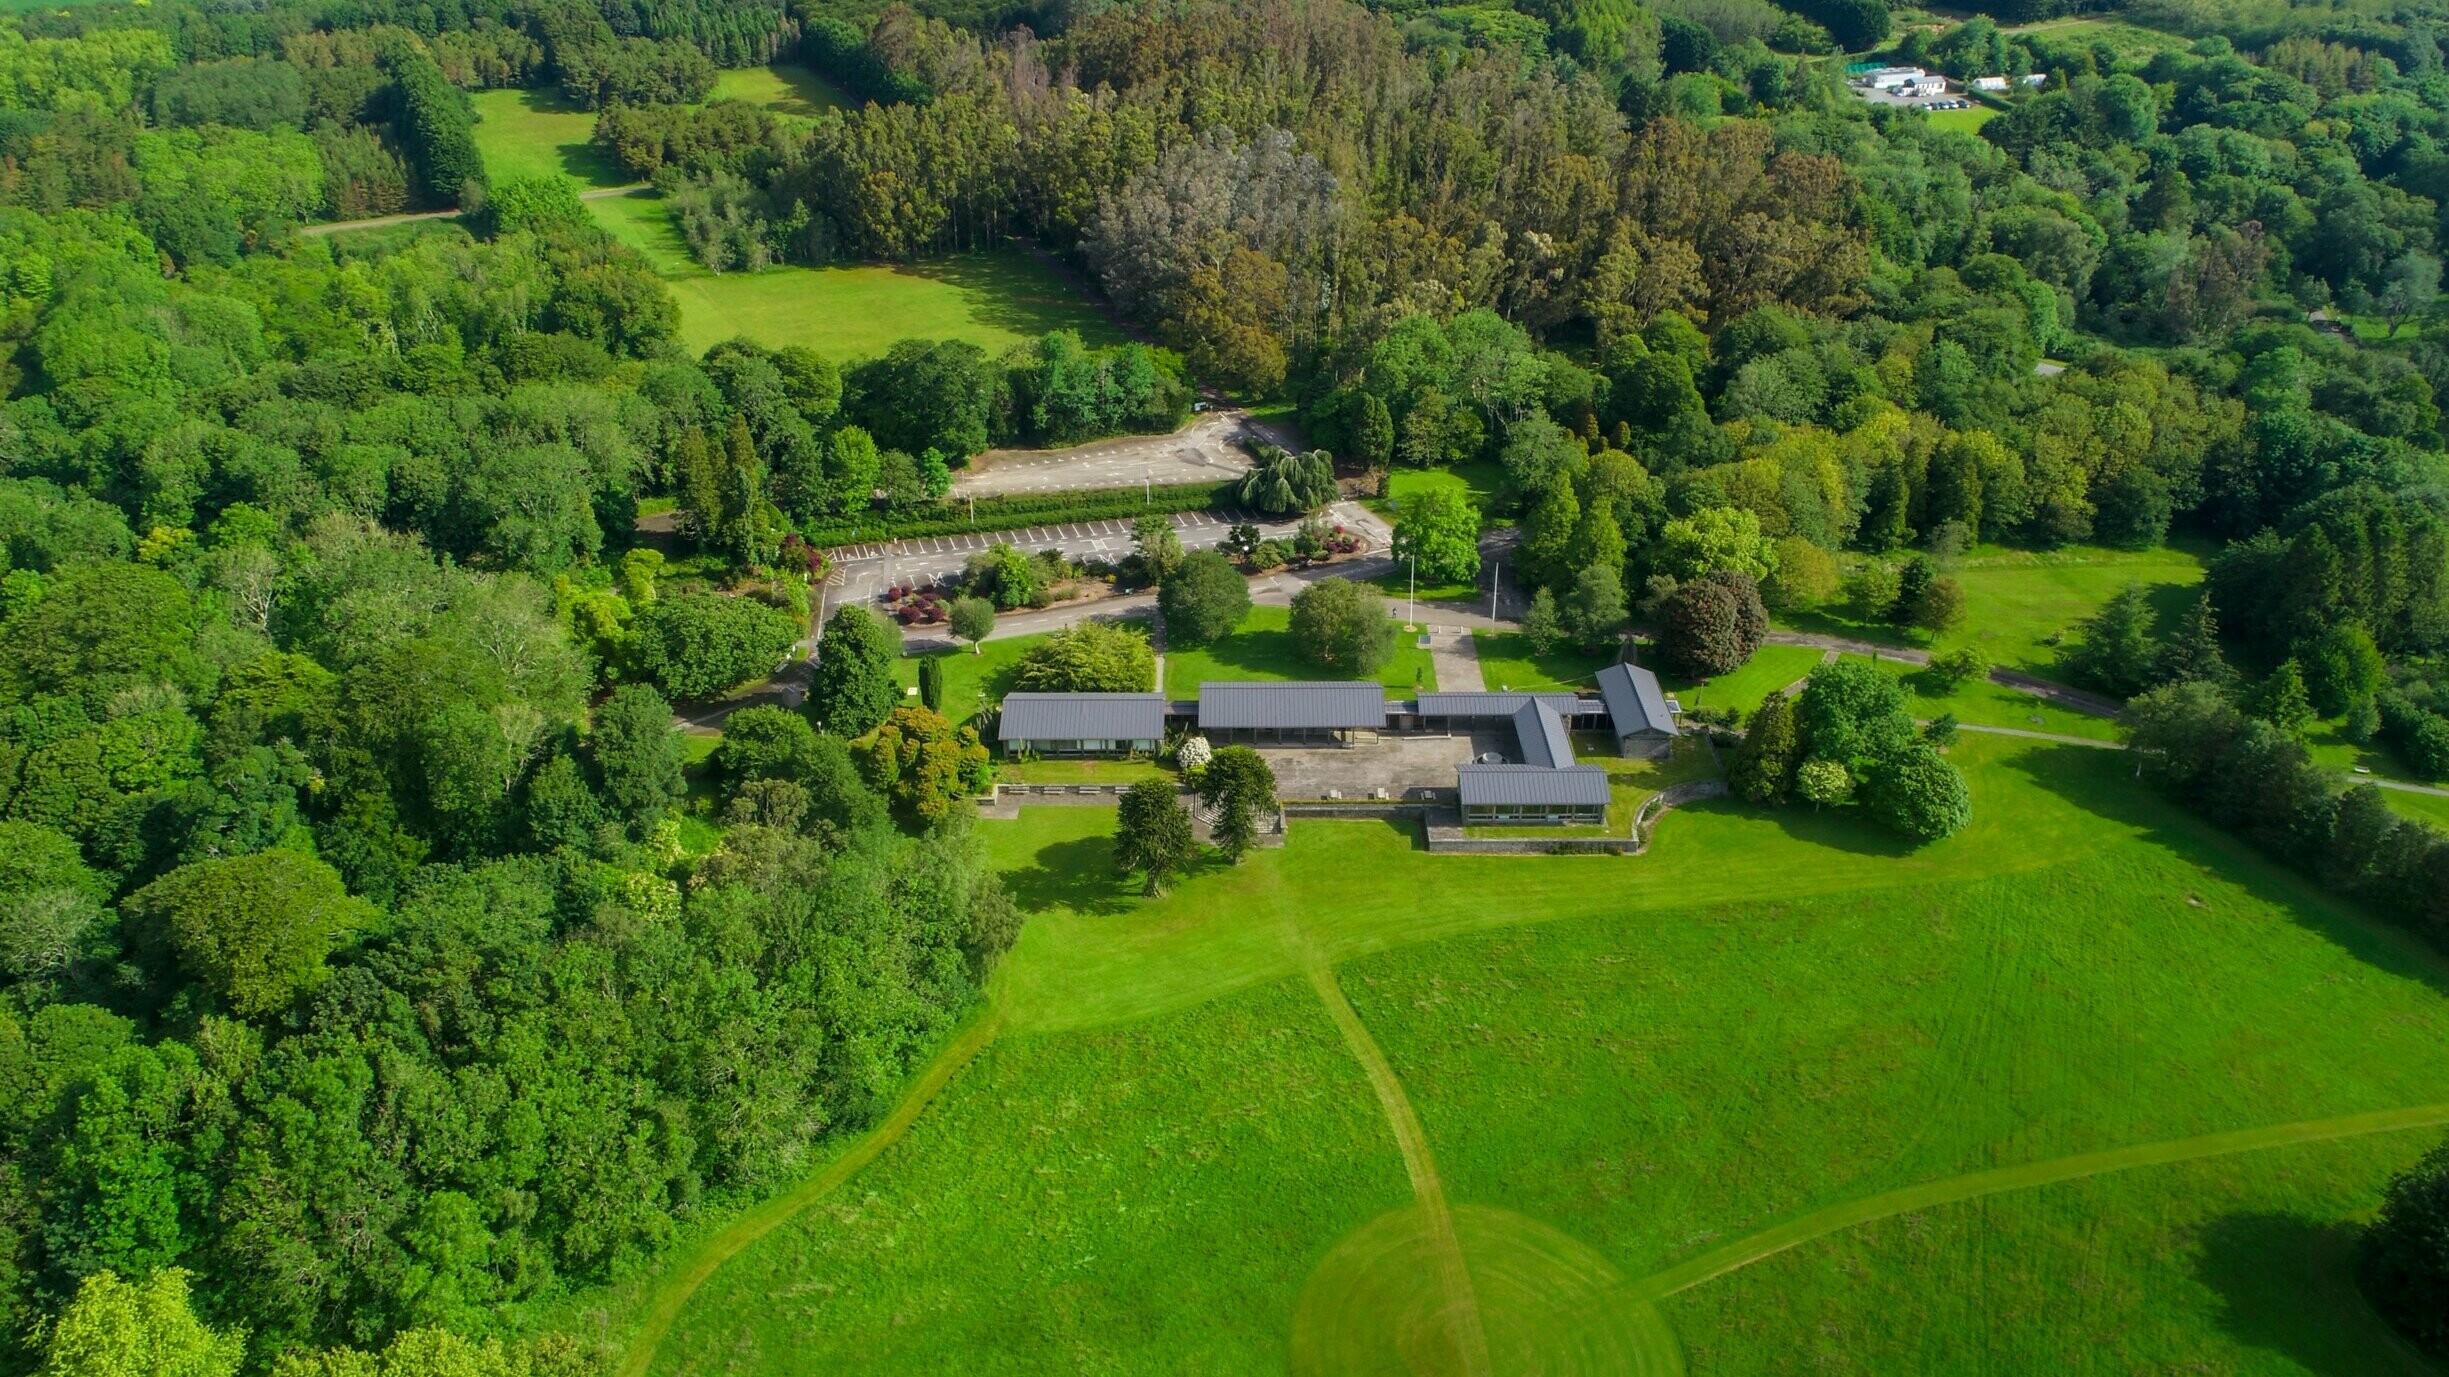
[
  {"left": 997, "top": 693, "right": 1168, "bottom": 743},
  {"left": 1596, "top": 662, "right": 1679, "bottom": 737},
  {"left": 1196, "top": 681, "right": 1387, "bottom": 730}
]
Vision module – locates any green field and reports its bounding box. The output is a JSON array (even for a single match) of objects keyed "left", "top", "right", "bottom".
[
  {"left": 708, "top": 64, "right": 852, "bottom": 120},
  {"left": 1664, "top": 643, "right": 1828, "bottom": 719},
  {"left": 1472, "top": 630, "right": 1617, "bottom": 693},
  {"left": 604, "top": 732, "right": 2449, "bottom": 1375},
  {"left": 1779, "top": 543, "right": 2208, "bottom": 677},
  {"left": 472, "top": 78, "right": 1122, "bottom": 361},
  {"left": 604, "top": 218, "right": 1129, "bottom": 359},
  {"left": 1925, "top": 103, "right": 1998, "bottom": 134},
  {"left": 894, "top": 623, "right": 1154, "bottom": 728},
  {"left": 1163, "top": 604, "right": 1438, "bottom": 697},
  {"left": 468, "top": 87, "right": 632, "bottom": 189}
]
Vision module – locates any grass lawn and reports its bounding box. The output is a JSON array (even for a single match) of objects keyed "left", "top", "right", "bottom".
[
  {"left": 610, "top": 732, "right": 2449, "bottom": 1375},
  {"left": 996, "top": 757, "right": 1171, "bottom": 787},
  {"left": 1925, "top": 103, "right": 1997, "bottom": 134},
  {"left": 709, "top": 63, "right": 852, "bottom": 120},
  {"left": 1383, "top": 462, "right": 1508, "bottom": 520},
  {"left": 1162, "top": 604, "right": 1437, "bottom": 697},
  {"left": 1660, "top": 643, "right": 1827, "bottom": 719},
  {"left": 1850, "top": 653, "right": 2124, "bottom": 742},
  {"left": 468, "top": 88, "right": 631, "bottom": 189},
  {"left": 591, "top": 224, "right": 1132, "bottom": 360},
  {"left": 1471, "top": 630, "right": 1616, "bottom": 693},
  {"left": 2379, "top": 786, "right": 2449, "bottom": 830},
  {"left": 895, "top": 626, "right": 1155, "bottom": 728},
  {"left": 1777, "top": 543, "right": 2208, "bottom": 680}
]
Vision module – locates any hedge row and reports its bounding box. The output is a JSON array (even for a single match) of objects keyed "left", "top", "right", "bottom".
[{"left": 799, "top": 481, "right": 1235, "bottom": 549}]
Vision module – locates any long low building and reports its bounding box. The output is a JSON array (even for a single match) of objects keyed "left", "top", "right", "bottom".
[
  {"left": 1455, "top": 763, "right": 1611, "bottom": 825},
  {"left": 1197, "top": 681, "right": 1388, "bottom": 743},
  {"left": 998, "top": 692, "right": 1167, "bottom": 757},
  {"left": 992, "top": 668, "right": 1681, "bottom": 825}
]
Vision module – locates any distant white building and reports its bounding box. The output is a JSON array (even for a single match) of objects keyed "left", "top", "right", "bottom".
[
  {"left": 1973, "top": 75, "right": 2010, "bottom": 92},
  {"left": 1857, "top": 66, "right": 1928, "bottom": 90},
  {"left": 2021, "top": 71, "right": 2048, "bottom": 86}
]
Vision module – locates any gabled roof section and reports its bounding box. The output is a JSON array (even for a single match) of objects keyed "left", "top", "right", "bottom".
[
  {"left": 998, "top": 692, "right": 1168, "bottom": 743},
  {"left": 1456, "top": 764, "right": 1612, "bottom": 807},
  {"left": 1511, "top": 700, "right": 1575, "bottom": 769},
  {"left": 1596, "top": 662, "right": 1679, "bottom": 738},
  {"left": 1197, "top": 681, "right": 1387, "bottom": 731}
]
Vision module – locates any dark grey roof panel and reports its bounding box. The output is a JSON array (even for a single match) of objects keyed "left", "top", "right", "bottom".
[
  {"left": 1511, "top": 700, "right": 1575, "bottom": 769},
  {"left": 1456, "top": 764, "right": 1612, "bottom": 806},
  {"left": 998, "top": 693, "right": 1168, "bottom": 743},
  {"left": 1197, "top": 681, "right": 1387, "bottom": 730},
  {"left": 1595, "top": 662, "right": 1679, "bottom": 738},
  {"left": 1415, "top": 691, "right": 1583, "bottom": 718}
]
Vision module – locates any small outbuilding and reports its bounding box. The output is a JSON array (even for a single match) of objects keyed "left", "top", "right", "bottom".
[
  {"left": 998, "top": 692, "right": 1167, "bottom": 757},
  {"left": 1595, "top": 663, "right": 1680, "bottom": 759}
]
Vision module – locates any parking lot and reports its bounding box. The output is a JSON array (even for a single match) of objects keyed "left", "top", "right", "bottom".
[
  {"left": 951, "top": 409, "right": 1300, "bottom": 498},
  {"left": 821, "top": 502, "right": 1394, "bottom": 610}
]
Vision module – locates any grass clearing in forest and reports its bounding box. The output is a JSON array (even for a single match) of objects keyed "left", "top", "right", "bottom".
[
  {"left": 1777, "top": 542, "right": 2208, "bottom": 677},
  {"left": 588, "top": 225, "right": 1131, "bottom": 359},
  {"left": 469, "top": 88, "right": 631, "bottom": 189},
  {"left": 709, "top": 63, "right": 852, "bottom": 120},
  {"left": 617, "top": 732, "right": 2449, "bottom": 1375},
  {"left": 1162, "top": 604, "right": 1437, "bottom": 697}
]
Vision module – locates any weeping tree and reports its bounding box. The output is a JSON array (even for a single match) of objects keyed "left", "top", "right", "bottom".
[{"left": 1234, "top": 445, "right": 1338, "bottom": 515}]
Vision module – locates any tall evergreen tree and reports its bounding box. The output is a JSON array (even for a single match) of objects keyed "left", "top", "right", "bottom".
[
  {"left": 2156, "top": 592, "right": 2231, "bottom": 686},
  {"left": 1730, "top": 692, "right": 1801, "bottom": 804},
  {"left": 810, "top": 605, "right": 899, "bottom": 738}
]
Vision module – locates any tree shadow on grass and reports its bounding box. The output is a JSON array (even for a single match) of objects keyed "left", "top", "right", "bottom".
[
  {"left": 999, "top": 833, "right": 1136, "bottom": 917},
  {"left": 1672, "top": 796, "right": 1921, "bottom": 858},
  {"left": 2006, "top": 743, "right": 2449, "bottom": 1001},
  {"left": 897, "top": 252, "right": 1134, "bottom": 348},
  {"left": 2191, "top": 1213, "right": 2435, "bottom": 1377}
]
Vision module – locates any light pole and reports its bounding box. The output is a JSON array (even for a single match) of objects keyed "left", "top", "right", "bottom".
[
  {"left": 1407, "top": 553, "right": 1417, "bottom": 628},
  {"left": 1488, "top": 561, "right": 1500, "bottom": 622}
]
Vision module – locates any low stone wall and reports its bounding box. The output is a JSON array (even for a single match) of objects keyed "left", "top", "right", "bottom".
[
  {"left": 1422, "top": 829, "right": 1641, "bottom": 855},
  {"left": 1634, "top": 779, "right": 1729, "bottom": 840}
]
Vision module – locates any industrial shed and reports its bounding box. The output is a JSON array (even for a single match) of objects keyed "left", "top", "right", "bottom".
[{"left": 997, "top": 692, "right": 1167, "bottom": 757}]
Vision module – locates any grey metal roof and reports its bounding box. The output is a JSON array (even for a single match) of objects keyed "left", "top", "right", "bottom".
[
  {"left": 1511, "top": 700, "right": 1575, "bottom": 769},
  {"left": 1197, "top": 681, "right": 1386, "bottom": 730},
  {"left": 1415, "top": 691, "right": 1583, "bottom": 718},
  {"left": 1596, "top": 662, "right": 1679, "bottom": 738},
  {"left": 1456, "top": 764, "right": 1612, "bottom": 807},
  {"left": 998, "top": 692, "right": 1168, "bottom": 743}
]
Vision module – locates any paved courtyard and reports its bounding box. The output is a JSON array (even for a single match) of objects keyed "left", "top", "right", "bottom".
[{"left": 1252, "top": 730, "right": 1514, "bottom": 802}]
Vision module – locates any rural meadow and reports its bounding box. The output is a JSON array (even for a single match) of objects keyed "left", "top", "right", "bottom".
[{"left": 0, "top": 0, "right": 2447, "bottom": 1372}]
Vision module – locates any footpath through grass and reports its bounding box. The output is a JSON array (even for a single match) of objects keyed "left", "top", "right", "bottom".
[
  {"left": 617, "top": 732, "right": 2449, "bottom": 1375},
  {"left": 1777, "top": 542, "right": 2208, "bottom": 678}
]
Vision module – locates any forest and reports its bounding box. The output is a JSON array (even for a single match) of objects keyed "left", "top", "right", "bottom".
[{"left": 0, "top": 0, "right": 2447, "bottom": 1366}]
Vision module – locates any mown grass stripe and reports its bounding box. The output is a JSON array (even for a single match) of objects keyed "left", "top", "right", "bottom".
[
  {"left": 615, "top": 1009, "right": 1005, "bottom": 1377},
  {"left": 1631, "top": 1102, "right": 2449, "bottom": 1303}
]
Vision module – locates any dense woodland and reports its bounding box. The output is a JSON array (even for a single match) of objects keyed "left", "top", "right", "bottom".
[{"left": 1, "top": 0, "right": 2449, "bottom": 1365}]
